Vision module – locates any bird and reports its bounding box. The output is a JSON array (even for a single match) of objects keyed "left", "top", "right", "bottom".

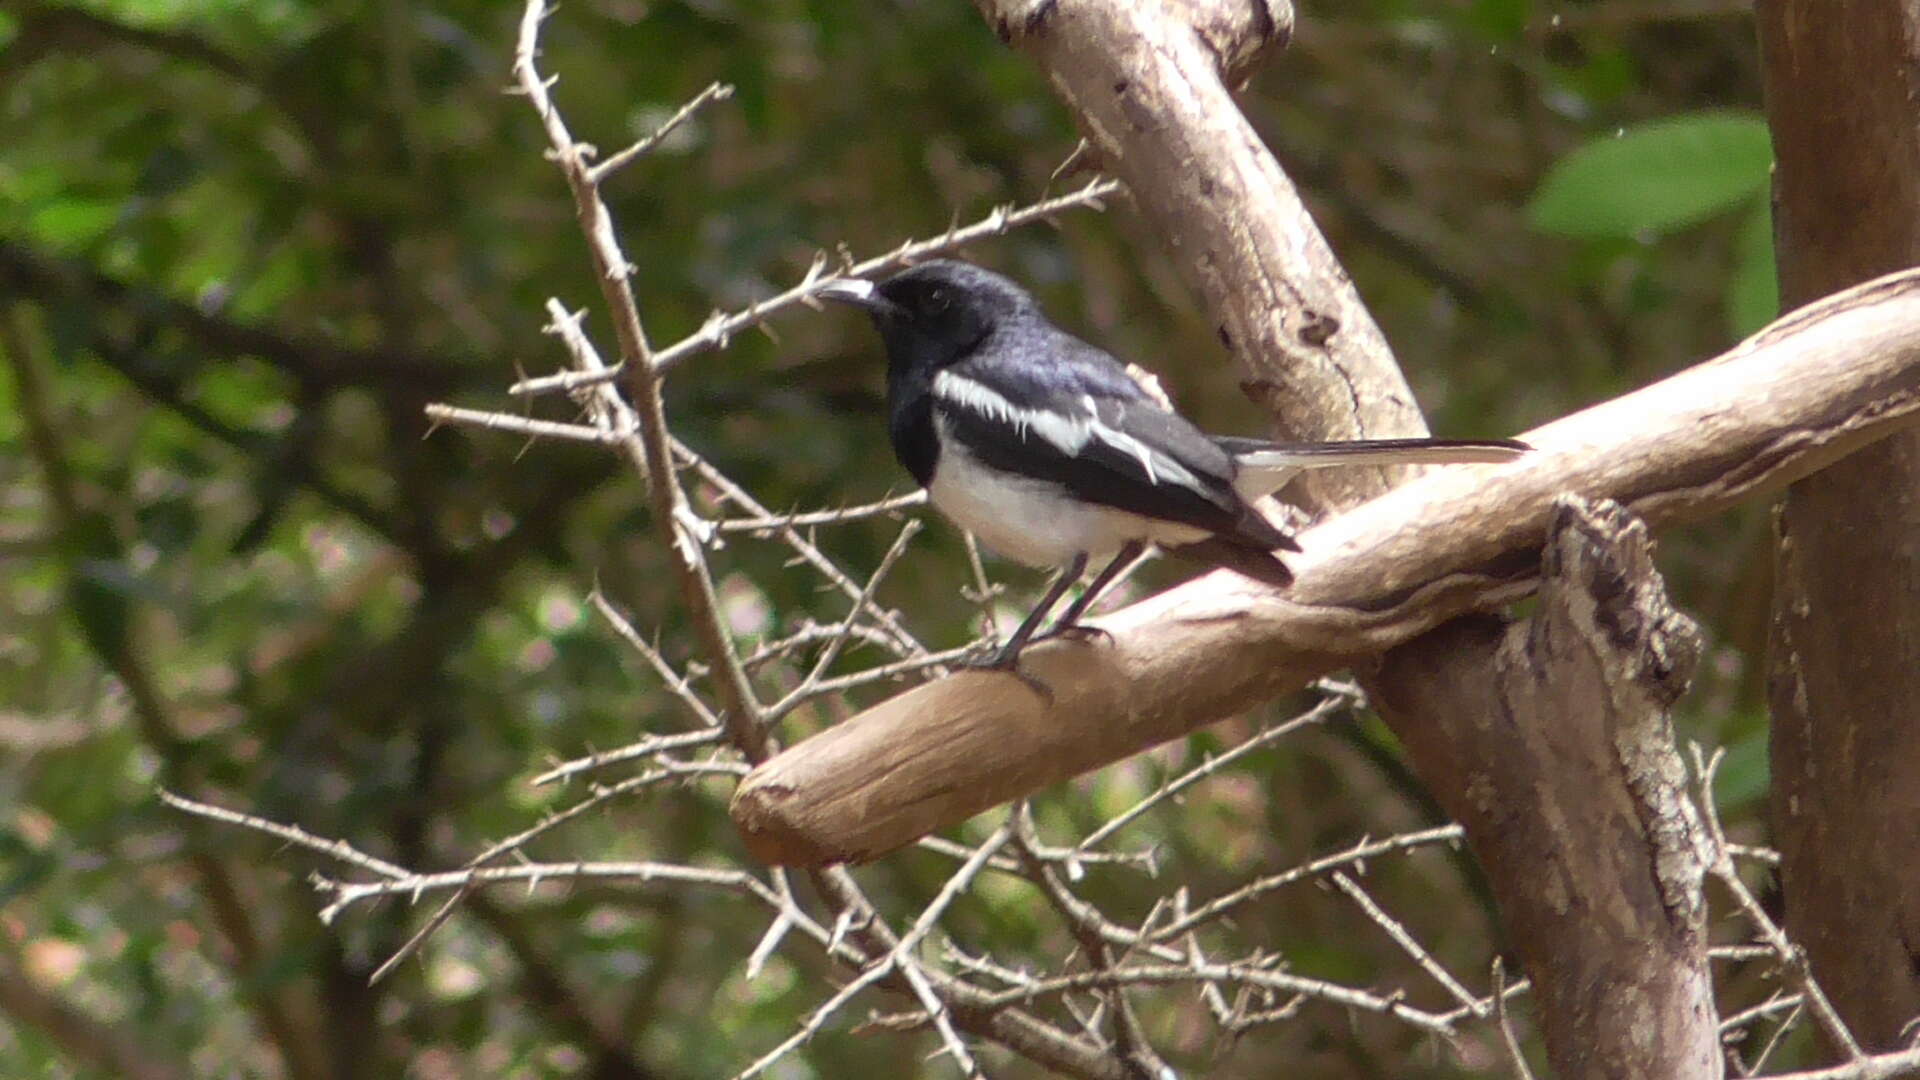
[{"left": 817, "top": 259, "right": 1528, "bottom": 672}]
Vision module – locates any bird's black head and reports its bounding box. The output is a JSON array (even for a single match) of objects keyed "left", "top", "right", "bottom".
[{"left": 818, "top": 260, "right": 1039, "bottom": 378}]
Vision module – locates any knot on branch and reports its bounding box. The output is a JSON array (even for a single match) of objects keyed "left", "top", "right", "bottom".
[
  {"left": 1541, "top": 495, "right": 1701, "bottom": 707},
  {"left": 1530, "top": 495, "right": 1711, "bottom": 928},
  {"left": 1197, "top": 0, "right": 1295, "bottom": 84},
  {"left": 981, "top": 0, "right": 1293, "bottom": 84}
]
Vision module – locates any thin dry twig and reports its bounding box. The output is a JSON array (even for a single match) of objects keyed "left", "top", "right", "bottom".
[
  {"left": 424, "top": 402, "right": 619, "bottom": 446},
  {"left": 1073, "top": 691, "right": 1350, "bottom": 856},
  {"left": 507, "top": 177, "right": 1123, "bottom": 397},
  {"left": 1720, "top": 993, "right": 1803, "bottom": 1036},
  {"left": 678, "top": 446, "right": 931, "bottom": 659},
  {"left": 1012, "top": 803, "right": 1464, "bottom": 1041},
  {"left": 1332, "top": 871, "right": 1484, "bottom": 1017},
  {"left": 1436, "top": 974, "right": 1533, "bottom": 1027},
  {"left": 1011, "top": 806, "right": 1171, "bottom": 1077},
  {"left": 734, "top": 825, "right": 1013, "bottom": 1080},
  {"left": 164, "top": 788, "right": 786, "bottom": 915},
  {"left": 361, "top": 756, "right": 742, "bottom": 981},
  {"left": 533, "top": 727, "right": 729, "bottom": 786},
  {"left": 589, "top": 81, "right": 734, "bottom": 182},
  {"left": 513, "top": 0, "right": 767, "bottom": 761},
  {"left": 588, "top": 589, "right": 725, "bottom": 729},
  {"left": 767, "top": 518, "right": 924, "bottom": 720},
  {"left": 1736, "top": 1001, "right": 1806, "bottom": 1078},
  {"left": 1490, "top": 958, "right": 1536, "bottom": 1080},
  {"left": 968, "top": 961, "right": 1455, "bottom": 1035},
  {"left": 1693, "top": 745, "right": 1866, "bottom": 1062},
  {"left": 1153, "top": 825, "right": 1467, "bottom": 940},
  {"left": 717, "top": 491, "right": 929, "bottom": 533},
  {"left": 160, "top": 790, "right": 411, "bottom": 879}
]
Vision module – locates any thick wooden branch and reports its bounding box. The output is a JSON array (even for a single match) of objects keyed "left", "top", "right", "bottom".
[
  {"left": 1375, "top": 496, "right": 1716, "bottom": 1078},
  {"left": 731, "top": 268, "right": 1920, "bottom": 865}
]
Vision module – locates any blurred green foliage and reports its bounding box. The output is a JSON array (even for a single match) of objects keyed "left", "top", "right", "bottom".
[
  {"left": 1528, "top": 111, "right": 1777, "bottom": 333},
  {"left": 0, "top": 0, "right": 1794, "bottom": 1076}
]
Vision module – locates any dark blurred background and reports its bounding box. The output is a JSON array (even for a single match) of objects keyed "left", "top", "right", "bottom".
[{"left": 0, "top": 1, "right": 1778, "bottom": 1076}]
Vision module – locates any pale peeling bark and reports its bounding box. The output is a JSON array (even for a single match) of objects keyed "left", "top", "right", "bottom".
[
  {"left": 1758, "top": 0, "right": 1920, "bottom": 1050},
  {"left": 1373, "top": 496, "right": 1716, "bottom": 1078}
]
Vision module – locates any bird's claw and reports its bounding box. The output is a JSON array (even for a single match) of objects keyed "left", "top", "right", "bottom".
[{"left": 961, "top": 647, "right": 1057, "bottom": 703}]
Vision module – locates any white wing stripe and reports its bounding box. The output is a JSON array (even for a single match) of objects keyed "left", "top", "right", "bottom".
[
  {"left": 932, "top": 371, "right": 1210, "bottom": 496},
  {"left": 934, "top": 370, "right": 1091, "bottom": 455},
  {"left": 1235, "top": 446, "right": 1523, "bottom": 467}
]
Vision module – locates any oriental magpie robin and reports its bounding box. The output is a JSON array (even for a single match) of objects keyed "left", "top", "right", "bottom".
[{"left": 818, "top": 260, "right": 1528, "bottom": 671}]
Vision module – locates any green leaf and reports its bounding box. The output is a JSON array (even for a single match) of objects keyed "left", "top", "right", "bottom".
[
  {"left": 1529, "top": 111, "right": 1774, "bottom": 238},
  {"left": 28, "top": 199, "right": 121, "bottom": 247},
  {"left": 1466, "top": 0, "right": 1531, "bottom": 42},
  {"left": 1727, "top": 196, "right": 1781, "bottom": 338}
]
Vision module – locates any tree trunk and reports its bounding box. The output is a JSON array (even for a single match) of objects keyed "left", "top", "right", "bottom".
[
  {"left": 1756, "top": 0, "right": 1920, "bottom": 1051},
  {"left": 1372, "top": 498, "right": 1717, "bottom": 1077}
]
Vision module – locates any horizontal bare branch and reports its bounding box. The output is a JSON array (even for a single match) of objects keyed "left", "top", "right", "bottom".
[
  {"left": 716, "top": 491, "right": 928, "bottom": 533},
  {"left": 732, "top": 267, "right": 1920, "bottom": 865},
  {"left": 318, "top": 859, "right": 774, "bottom": 915},
  {"left": 968, "top": 960, "right": 1456, "bottom": 1035},
  {"left": 532, "top": 728, "right": 729, "bottom": 786},
  {"left": 161, "top": 790, "right": 411, "bottom": 879},
  {"left": 424, "top": 402, "right": 618, "bottom": 446},
  {"left": 507, "top": 178, "right": 1123, "bottom": 397}
]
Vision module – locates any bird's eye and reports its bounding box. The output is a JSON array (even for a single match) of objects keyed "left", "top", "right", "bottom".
[{"left": 925, "top": 287, "right": 951, "bottom": 313}]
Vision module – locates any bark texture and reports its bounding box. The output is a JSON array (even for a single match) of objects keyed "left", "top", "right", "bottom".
[
  {"left": 1372, "top": 497, "right": 1715, "bottom": 1079},
  {"left": 1757, "top": 0, "right": 1920, "bottom": 1049}
]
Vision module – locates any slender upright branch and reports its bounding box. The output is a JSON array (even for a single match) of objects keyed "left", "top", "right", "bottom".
[{"left": 512, "top": 0, "right": 765, "bottom": 759}]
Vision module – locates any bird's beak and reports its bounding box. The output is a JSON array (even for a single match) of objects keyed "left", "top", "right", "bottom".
[{"left": 816, "top": 277, "right": 901, "bottom": 317}]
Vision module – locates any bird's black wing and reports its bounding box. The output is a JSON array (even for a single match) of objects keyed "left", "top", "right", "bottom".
[{"left": 932, "top": 335, "right": 1297, "bottom": 554}]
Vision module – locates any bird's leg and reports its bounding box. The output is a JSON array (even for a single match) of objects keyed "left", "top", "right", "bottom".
[
  {"left": 971, "top": 554, "right": 1087, "bottom": 671},
  {"left": 1035, "top": 541, "right": 1144, "bottom": 646}
]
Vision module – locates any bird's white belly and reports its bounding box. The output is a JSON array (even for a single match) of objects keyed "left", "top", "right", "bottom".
[{"left": 927, "top": 440, "right": 1206, "bottom": 567}]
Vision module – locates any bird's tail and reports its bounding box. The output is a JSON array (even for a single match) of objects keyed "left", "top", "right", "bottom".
[{"left": 1223, "top": 436, "right": 1529, "bottom": 499}]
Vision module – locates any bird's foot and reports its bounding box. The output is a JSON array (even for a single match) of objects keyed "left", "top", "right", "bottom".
[{"left": 961, "top": 644, "right": 1056, "bottom": 703}]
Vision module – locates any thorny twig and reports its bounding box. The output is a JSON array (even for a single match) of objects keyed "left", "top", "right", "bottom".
[
  {"left": 1332, "top": 870, "right": 1484, "bottom": 1017},
  {"left": 1490, "top": 958, "right": 1536, "bottom": 1080},
  {"left": 507, "top": 177, "right": 1124, "bottom": 397},
  {"left": 589, "top": 80, "right": 734, "bottom": 183},
  {"left": 1072, "top": 690, "right": 1351, "bottom": 858},
  {"left": 1693, "top": 745, "right": 1866, "bottom": 1062},
  {"left": 765, "top": 518, "right": 923, "bottom": 721}
]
